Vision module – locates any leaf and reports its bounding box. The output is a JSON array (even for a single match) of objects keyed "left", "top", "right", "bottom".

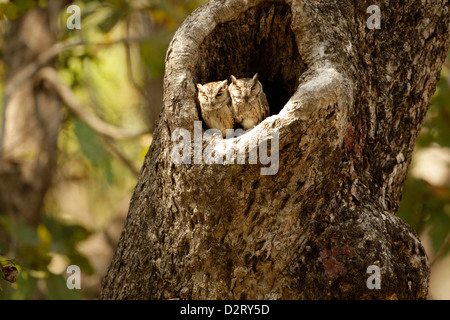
[
  {"left": 0, "top": 3, "right": 19, "bottom": 20},
  {"left": 38, "top": 0, "right": 47, "bottom": 8},
  {"left": 44, "top": 217, "right": 91, "bottom": 251},
  {"left": 46, "top": 273, "right": 82, "bottom": 300},
  {"left": 43, "top": 217, "right": 94, "bottom": 275},
  {"left": 397, "top": 177, "right": 430, "bottom": 234},
  {"left": 7, "top": 0, "right": 36, "bottom": 18},
  {"left": 98, "top": 10, "right": 124, "bottom": 33},
  {"left": 398, "top": 176, "right": 450, "bottom": 254},
  {"left": 140, "top": 34, "right": 170, "bottom": 79},
  {"left": 418, "top": 70, "right": 450, "bottom": 148},
  {"left": 73, "top": 118, "right": 115, "bottom": 183},
  {"left": 8, "top": 259, "right": 23, "bottom": 268},
  {"left": 0, "top": 216, "right": 40, "bottom": 247},
  {"left": 73, "top": 118, "right": 110, "bottom": 167},
  {"left": 5, "top": 271, "right": 39, "bottom": 300},
  {"left": 428, "top": 204, "right": 450, "bottom": 254}
]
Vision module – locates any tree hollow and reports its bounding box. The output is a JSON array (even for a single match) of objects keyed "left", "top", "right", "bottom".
[{"left": 195, "top": 1, "right": 306, "bottom": 116}]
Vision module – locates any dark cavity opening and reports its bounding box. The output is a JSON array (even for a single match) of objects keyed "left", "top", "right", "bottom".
[{"left": 196, "top": 1, "right": 306, "bottom": 116}]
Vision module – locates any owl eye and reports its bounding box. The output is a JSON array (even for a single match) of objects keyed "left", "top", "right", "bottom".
[
  {"left": 216, "top": 92, "right": 223, "bottom": 97},
  {"left": 251, "top": 86, "right": 257, "bottom": 91}
]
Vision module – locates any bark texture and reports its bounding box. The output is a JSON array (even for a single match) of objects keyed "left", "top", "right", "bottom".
[{"left": 101, "top": 0, "right": 450, "bottom": 299}]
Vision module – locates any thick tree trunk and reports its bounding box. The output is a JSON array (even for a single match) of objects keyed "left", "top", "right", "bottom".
[{"left": 101, "top": 0, "right": 450, "bottom": 299}]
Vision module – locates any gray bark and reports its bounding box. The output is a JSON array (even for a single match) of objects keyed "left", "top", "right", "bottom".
[{"left": 101, "top": 0, "right": 450, "bottom": 299}]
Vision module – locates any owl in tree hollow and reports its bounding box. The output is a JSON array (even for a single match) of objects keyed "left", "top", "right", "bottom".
[
  {"left": 197, "top": 79, "right": 235, "bottom": 137},
  {"left": 228, "top": 73, "right": 270, "bottom": 130}
]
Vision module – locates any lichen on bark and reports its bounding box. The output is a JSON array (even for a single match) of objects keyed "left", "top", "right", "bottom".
[{"left": 101, "top": 0, "right": 450, "bottom": 300}]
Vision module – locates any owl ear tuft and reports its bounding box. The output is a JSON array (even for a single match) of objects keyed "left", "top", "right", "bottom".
[
  {"left": 219, "top": 79, "right": 228, "bottom": 88},
  {"left": 230, "top": 75, "right": 237, "bottom": 84},
  {"left": 197, "top": 83, "right": 203, "bottom": 91},
  {"left": 252, "top": 73, "right": 259, "bottom": 81}
]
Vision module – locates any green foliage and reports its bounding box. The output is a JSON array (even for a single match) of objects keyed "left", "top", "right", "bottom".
[
  {"left": 417, "top": 68, "right": 450, "bottom": 149},
  {"left": 44, "top": 217, "right": 93, "bottom": 275},
  {"left": 0, "top": 0, "right": 35, "bottom": 20},
  {"left": 45, "top": 273, "right": 82, "bottom": 300},
  {"left": 0, "top": 0, "right": 205, "bottom": 299},
  {"left": 98, "top": 10, "right": 125, "bottom": 33},
  {"left": 140, "top": 33, "right": 170, "bottom": 79},
  {"left": 398, "top": 64, "right": 450, "bottom": 260},
  {"left": 399, "top": 177, "right": 450, "bottom": 256},
  {"left": 0, "top": 0, "right": 49, "bottom": 20},
  {"left": 74, "top": 119, "right": 114, "bottom": 183},
  {"left": 0, "top": 215, "right": 91, "bottom": 299}
]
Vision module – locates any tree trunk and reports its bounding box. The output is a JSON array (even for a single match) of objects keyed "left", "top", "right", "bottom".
[
  {"left": 101, "top": 0, "right": 450, "bottom": 299},
  {"left": 0, "top": 1, "right": 67, "bottom": 229}
]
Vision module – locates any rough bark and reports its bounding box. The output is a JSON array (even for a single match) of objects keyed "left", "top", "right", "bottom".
[{"left": 101, "top": 0, "right": 450, "bottom": 299}]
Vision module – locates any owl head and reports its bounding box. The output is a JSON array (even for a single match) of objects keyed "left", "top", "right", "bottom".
[
  {"left": 229, "top": 73, "right": 262, "bottom": 103},
  {"left": 197, "top": 80, "right": 230, "bottom": 110}
]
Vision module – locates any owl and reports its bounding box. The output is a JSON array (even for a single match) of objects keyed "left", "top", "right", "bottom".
[
  {"left": 197, "top": 79, "right": 235, "bottom": 138},
  {"left": 228, "top": 73, "right": 270, "bottom": 130}
]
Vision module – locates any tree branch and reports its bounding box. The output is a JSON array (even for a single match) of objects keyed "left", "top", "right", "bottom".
[
  {"left": 4, "top": 36, "right": 150, "bottom": 98},
  {"left": 124, "top": 19, "right": 149, "bottom": 101},
  {"left": 1, "top": 36, "right": 150, "bottom": 154},
  {"left": 103, "top": 137, "right": 141, "bottom": 176},
  {"left": 35, "top": 67, "right": 149, "bottom": 140}
]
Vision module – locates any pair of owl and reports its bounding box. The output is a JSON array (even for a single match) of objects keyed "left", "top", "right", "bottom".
[{"left": 197, "top": 73, "right": 270, "bottom": 137}]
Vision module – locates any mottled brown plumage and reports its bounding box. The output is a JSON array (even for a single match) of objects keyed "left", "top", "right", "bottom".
[
  {"left": 197, "top": 79, "right": 234, "bottom": 137},
  {"left": 229, "top": 73, "right": 269, "bottom": 130}
]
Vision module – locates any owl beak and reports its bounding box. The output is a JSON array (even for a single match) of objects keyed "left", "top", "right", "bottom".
[{"left": 209, "top": 99, "right": 218, "bottom": 108}]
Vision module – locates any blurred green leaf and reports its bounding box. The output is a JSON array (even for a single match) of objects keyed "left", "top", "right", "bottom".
[
  {"left": 2, "top": 271, "right": 38, "bottom": 299},
  {"left": 428, "top": 206, "right": 450, "bottom": 254},
  {"left": 398, "top": 177, "right": 432, "bottom": 235},
  {"left": 74, "top": 118, "right": 115, "bottom": 183},
  {"left": 399, "top": 56, "right": 450, "bottom": 264},
  {"left": 0, "top": 3, "right": 19, "bottom": 20},
  {"left": 0, "top": 0, "right": 215, "bottom": 300},
  {"left": 44, "top": 217, "right": 91, "bottom": 248},
  {"left": 140, "top": 34, "right": 170, "bottom": 79},
  {"left": 6, "top": 258, "right": 22, "bottom": 268},
  {"left": 43, "top": 217, "right": 94, "bottom": 275},
  {"left": 46, "top": 273, "right": 82, "bottom": 300},
  {"left": 0, "top": 0, "right": 38, "bottom": 20},
  {"left": 399, "top": 177, "right": 450, "bottom": 254},
  {"left": 74, "top": 119, "right": 107, "bottom": 166},
  {"left": 11, "top": 0, "right": 36, "bottom": 16},
  {"left": 98, "top": 10, "right": 124, "bottom": 33},
  {"left": 417, "top": 70, "right": 450, "bottom": 148},
  {"left": 38, "top": 0, "right": 47, "bottom": 8}
]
